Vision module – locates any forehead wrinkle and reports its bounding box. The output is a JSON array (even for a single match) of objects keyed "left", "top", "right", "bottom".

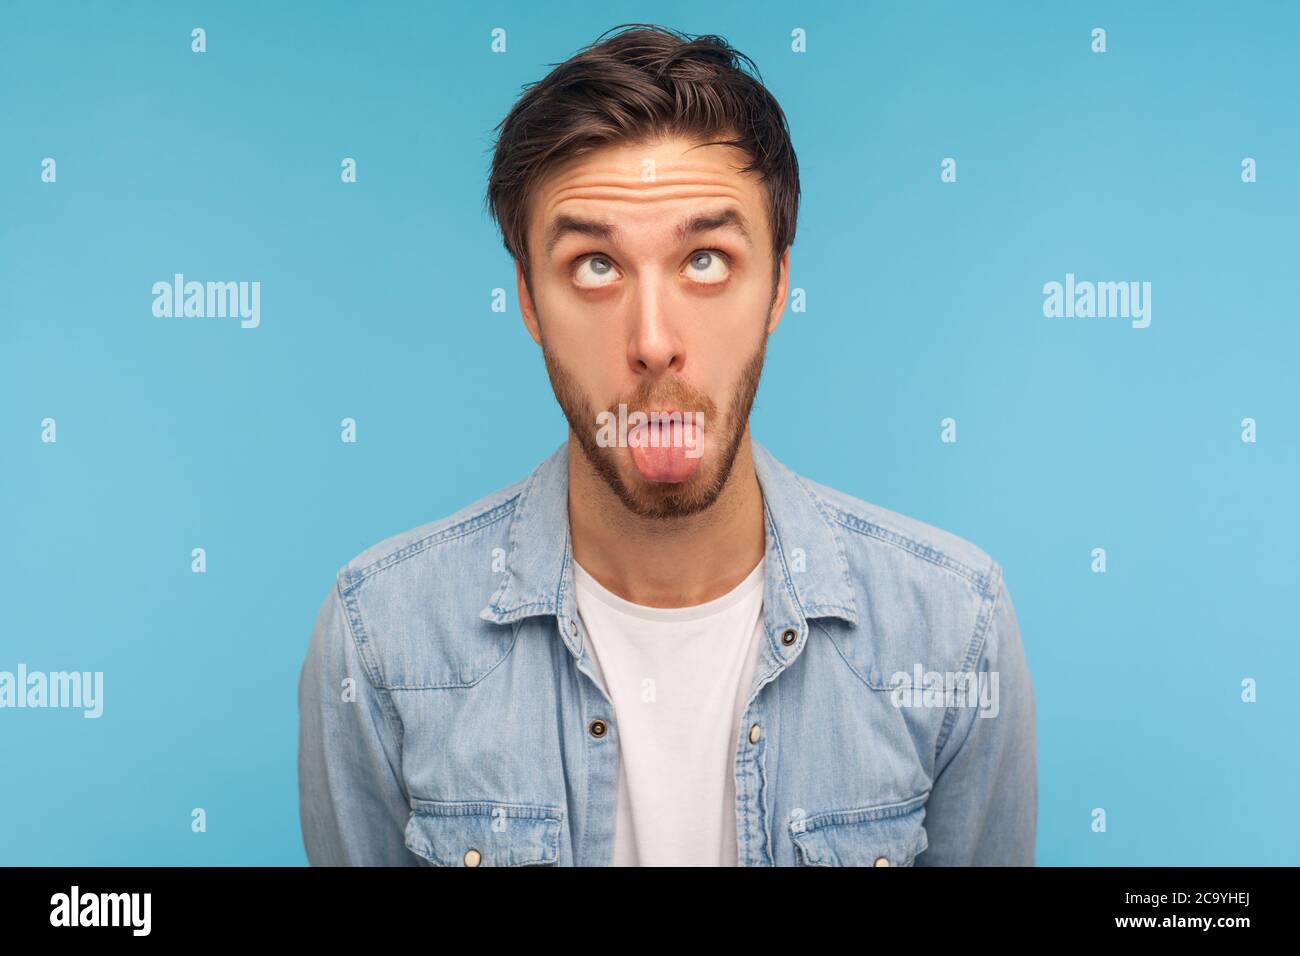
[{"left": 540, "top": 183, "right": 755, "bottom": 257}]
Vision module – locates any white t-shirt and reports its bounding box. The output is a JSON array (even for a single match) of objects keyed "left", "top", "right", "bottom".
[{"left": 573, "top": 556, "right": 766, "bottom": 866}]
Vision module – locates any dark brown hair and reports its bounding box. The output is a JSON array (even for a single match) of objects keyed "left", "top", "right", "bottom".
[{"left": 485, "top": 23, "right": 800, "bottom": 295}]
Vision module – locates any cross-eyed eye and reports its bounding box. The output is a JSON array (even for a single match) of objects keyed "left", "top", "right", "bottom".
[
  {"left": 684, "top": 250, "right": 730, "bottom": 285},
  {"left": 573, "top": 255, "right": 620, "bottom": 289}
]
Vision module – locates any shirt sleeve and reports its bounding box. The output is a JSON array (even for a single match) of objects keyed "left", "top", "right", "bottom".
[
  {"left": 297, "top": 578, "right": 420, "bottom": 865},
  {"left": 915, "top": 567, "right": 1038, "bottom": 866}
]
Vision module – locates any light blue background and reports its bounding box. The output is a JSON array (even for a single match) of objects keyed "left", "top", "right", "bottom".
[{"left": 2, "top": 1, "right": 1296, "bottom": 865}]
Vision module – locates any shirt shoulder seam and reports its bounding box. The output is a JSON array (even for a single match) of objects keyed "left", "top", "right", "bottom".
[
  {"left": 339, "top": 494, "right": 521, "bottom": 596},
  {"left": 822, "top": 503, "right": 995, "bottom": 596},
  {"left": 932, "top": 562, "right": 1005, "bottom": 761}
]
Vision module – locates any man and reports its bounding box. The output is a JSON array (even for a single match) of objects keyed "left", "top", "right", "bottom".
[{"left": 298, "top": 23, "right": 1037, "bottom": 867}]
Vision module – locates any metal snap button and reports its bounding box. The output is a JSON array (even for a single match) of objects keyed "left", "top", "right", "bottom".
[
  {"left": 781, "top": 628, "right": 797, "bottom": 646},
  {"left": 589, "top": 718, "right": 607, "bottom": 738},
  {"left": 873, "top": 856, "right": 890, "bottom": 867},
  {"left": 464, "top": 848, "right": 482, "bottom": 867},
  {"left": 748, "top": 723, "right": 761, "bottom": 744}
]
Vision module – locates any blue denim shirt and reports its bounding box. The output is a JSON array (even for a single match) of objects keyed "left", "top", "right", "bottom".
[{"left": 298, "top": 439, "right": 1037, "bottom": 866}]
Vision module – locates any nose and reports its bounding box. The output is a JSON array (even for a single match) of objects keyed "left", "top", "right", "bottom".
[{"left": 626, "top": 272, "right": 685, "bottom": 377}]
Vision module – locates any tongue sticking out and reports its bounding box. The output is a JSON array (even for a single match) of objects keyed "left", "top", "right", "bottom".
[{"left": 629, "top": 418, "right": 702, "bottom": 483}]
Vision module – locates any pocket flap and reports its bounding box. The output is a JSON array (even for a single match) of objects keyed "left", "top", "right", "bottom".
[
  {"left": 789, "top": 793, "right": 929, "bottom": 867},
  {"left": 405, "top": 801, "right": 563, "bottom": 867}
]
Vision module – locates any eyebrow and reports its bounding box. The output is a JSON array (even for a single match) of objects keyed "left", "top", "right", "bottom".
[{"left": 543, "top": 207, "right": 753, "bottom": 257}]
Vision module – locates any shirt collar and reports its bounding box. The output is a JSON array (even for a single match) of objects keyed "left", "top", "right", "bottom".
[{"left": 479, "top": 439, "right": 860, "bottom": 634}]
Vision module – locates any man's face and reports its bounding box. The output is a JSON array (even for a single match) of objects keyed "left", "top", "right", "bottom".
[{"left": 518, "top": 133, "right": 788, "bottom": 519}]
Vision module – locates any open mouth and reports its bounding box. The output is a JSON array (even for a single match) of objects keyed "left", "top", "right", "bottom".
[{"left": 628, "top": 413, "right": 704, "bottom": 483}]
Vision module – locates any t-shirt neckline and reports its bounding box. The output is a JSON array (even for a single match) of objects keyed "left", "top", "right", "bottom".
[{"left": 572, "top": 556, "right": 765, "bottom": 624}]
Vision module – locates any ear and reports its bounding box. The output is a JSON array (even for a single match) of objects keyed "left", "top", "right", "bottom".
[
  {"left": 516, "top": 259, "right": 542, "bottom": 346},
  {"left": 766, "top": 246, "right": 790, "bottom": 335}
]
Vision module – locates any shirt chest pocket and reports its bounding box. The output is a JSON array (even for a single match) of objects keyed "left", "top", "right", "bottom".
[
  {"left": 789, "top": 794, "right": 929, "bottom": 867},
  {"left": 404, "top": 800, "right": 564, "bottom": 867}
]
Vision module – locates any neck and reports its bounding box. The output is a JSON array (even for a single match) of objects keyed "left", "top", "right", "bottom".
[{"left": 567, "top": 428, "right": 765, "bottom": 608}]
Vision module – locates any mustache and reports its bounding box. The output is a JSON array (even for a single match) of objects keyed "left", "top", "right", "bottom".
[{"left": 602, "top": 380, "right": 717, "bottom": 420}]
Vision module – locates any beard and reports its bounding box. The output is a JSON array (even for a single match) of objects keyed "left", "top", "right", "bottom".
[{"left": 541, "top": 332, "right": 767, "bottom": 520}]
